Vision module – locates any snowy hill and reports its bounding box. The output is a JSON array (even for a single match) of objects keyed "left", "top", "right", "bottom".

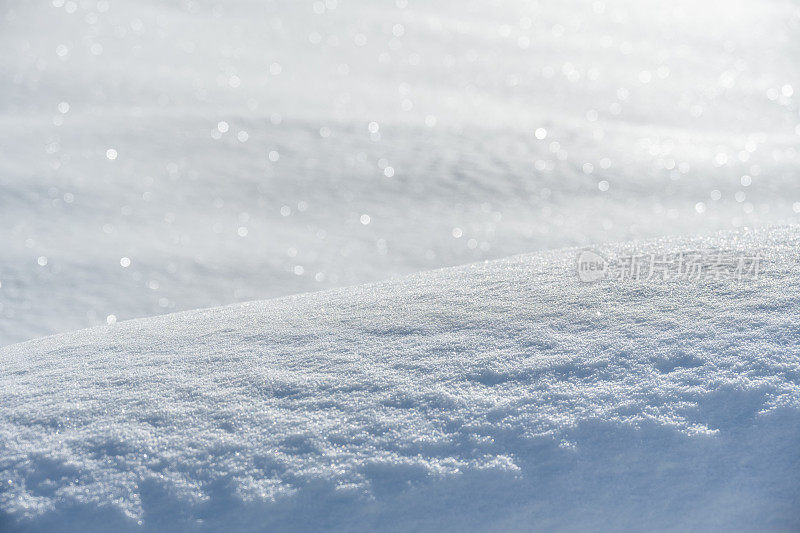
[{"left": 2, "top": 226, "right": 799, "bottom": 531}]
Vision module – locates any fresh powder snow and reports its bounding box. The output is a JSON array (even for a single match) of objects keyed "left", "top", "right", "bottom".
[
  {"left": 1, "top": 0, "right": 800, "bottom": 530},
  {"left": 1, "top": 227, "right": 798, "bottom": 531}
]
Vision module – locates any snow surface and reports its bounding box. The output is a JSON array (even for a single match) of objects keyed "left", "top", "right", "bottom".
[
  {"left": 2, "top": 0, "right": 800, "bottom": 345},
  {"left": 1, "top": 226, "right": 799, "bottom": 531},
  {"left": 2, "top": 0, "right": 800, "bottom": 529}
]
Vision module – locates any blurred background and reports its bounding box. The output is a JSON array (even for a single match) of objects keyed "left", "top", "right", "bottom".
[{"left": 1, "top": 0, "right": 799, "bottom": 345}]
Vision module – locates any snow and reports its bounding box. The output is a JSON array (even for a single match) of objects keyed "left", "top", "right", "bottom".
[
  {"left": 1, "top": 226, "right": 799, "bottom": 531},
  {"left": 2, "top": 0, "right": 800, "bottom": 345},
  {"left": 2, "top": 0, "right": 800, "bottom": 529}
]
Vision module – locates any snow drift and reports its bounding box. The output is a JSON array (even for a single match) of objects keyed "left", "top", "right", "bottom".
[{"left": 1, "top": 226, "right": 799, "bottom": 531}]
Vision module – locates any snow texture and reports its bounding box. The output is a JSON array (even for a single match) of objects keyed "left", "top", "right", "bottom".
[{"left": 1, "top": 226, "right": 799, "bottom": 531}]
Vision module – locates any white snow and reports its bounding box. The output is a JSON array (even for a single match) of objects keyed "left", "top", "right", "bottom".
[
  {"left": 2, "top": 0, "right": 799, "bottom": 529},
  {"left": 2, "top": 0, "right": 800, "bottom": 345},
  {"left": 1, "top": 226, "right": 799, "bottom": 531}
]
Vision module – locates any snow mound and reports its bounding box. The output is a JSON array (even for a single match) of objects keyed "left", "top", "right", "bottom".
[{"left": 2, "top": 227, "right": 800, "bottom": 531}]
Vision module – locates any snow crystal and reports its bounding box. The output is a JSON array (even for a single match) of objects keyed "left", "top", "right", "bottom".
[{"left": 1, "top": 227, "right": 798, "bottom": 530}]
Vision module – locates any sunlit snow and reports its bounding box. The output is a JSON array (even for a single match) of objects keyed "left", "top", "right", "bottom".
[
  {"left": 1, "top": 0, "right": 799, "bottom": 344},
  {"left": 1, "top": 0, "right": 799, "bottom": 530}
]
